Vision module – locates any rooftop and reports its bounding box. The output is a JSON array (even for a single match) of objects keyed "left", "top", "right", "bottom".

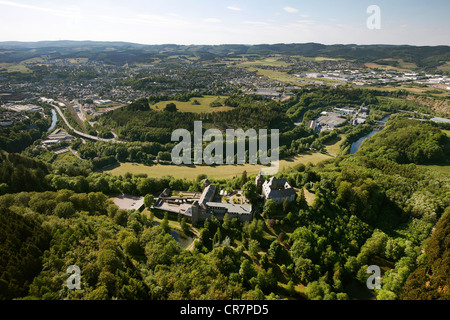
[
  {"left": 199, "top": 184, "right": 216, "bottom": 208},
  {"left": 317, "top": 115, "right": 347, "bottom": 128},
  {"left": 206, "top": 202, "right": 252, "bottom": 215},
  {"left": 431, "top": 117, "right": 450, "bottom": 124},
  {"left": 266, "top": 188, "right": 297, "bottom": 199},
  {"left": 113, "top": 195, "right": 145, "bottom": 211}
]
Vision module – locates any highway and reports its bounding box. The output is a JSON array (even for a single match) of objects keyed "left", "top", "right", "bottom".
[{"left": 51, "top": 103, "right": 125, "bottom": 144}]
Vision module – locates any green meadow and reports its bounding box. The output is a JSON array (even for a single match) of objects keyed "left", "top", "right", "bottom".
[
  {"left": 105, "top": 152, "right": 333, "bottom": 180},
  {"left": 150, "top": 95, "right": 233, "bottom": 113}
]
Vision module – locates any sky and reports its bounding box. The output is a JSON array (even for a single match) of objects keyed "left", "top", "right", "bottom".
[{"left": 0, "top": 0, "right": 449, "bottom": 46}]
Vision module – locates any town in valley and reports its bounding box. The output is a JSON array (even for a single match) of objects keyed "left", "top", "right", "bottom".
[{"left": 0, "top": 30, "right": 449, "bottom": 304}]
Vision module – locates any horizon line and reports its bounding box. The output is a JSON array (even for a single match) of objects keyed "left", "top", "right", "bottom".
[{"left": 0, "top": 39, "right": 449, "bottom": 48}]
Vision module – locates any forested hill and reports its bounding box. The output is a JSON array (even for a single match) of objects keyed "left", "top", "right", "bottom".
[
  {"left": 0, "top": 41, "right": 449, "bottom": 72},
  {"left": 357, "top": 119, "right": 449, "bottom": 165},
  {"left": 401, "top": 208, "right": 450, "bottom": 300},
  {"left": 0, "top": 116, "right": 448, "bottom": 300}
]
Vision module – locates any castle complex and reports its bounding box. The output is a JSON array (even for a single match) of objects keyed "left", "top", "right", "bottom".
[
  {"left": 152, "top": 173, "right": 297, "bottom": 224},
  {"left": 153, "top": 179, "right": 252, "bottom": 225}
]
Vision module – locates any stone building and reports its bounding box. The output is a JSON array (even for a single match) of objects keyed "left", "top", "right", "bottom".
[
  {"left": 154, "top": 183, "right": 253, "bottom": 225},
  {"left": 256, "top": 172, "right": 297, "bottom": 205}
]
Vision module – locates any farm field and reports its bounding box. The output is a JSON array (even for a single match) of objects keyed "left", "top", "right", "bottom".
[
  {"left": 104, "top": 152, "right": 333, "bottom": 180},
  {"left": 364, "top": 59, "right": 418, "bottom": 73},
  {"left": 0, "top": 64, "right": 32, "bottom": 73},
  {"left": 246, "top": 67, "right": 301, "bottom": 85},
  {"left": 360, "top": 84, "right": 450, "bottom": 98},
  {"left": 437, "top": 61, "right": 450, "bottom": 72},
  {"left": 239, "top": 57, "right": 291, "bottom": 67}
]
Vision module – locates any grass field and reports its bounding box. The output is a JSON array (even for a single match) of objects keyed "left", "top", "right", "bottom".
[
  {"left": 105, "top": 152, "right": 332, "bottom": 180},
  {"left": 294, "top": 56, "right": 343, "bottom": 62},
  {"left": 365, "top": 60, "right": 417, "bottom": 73},
  {"left": 324, "top": 134, "right": 344, "bottom": 156},
  {"left": 246, "top": 67, "right": 301, "bottom": 85},
  {"left": 303, "top": 189, "right": 316, "bottom": 206},
  {"left": 54, "top": 152, "right": 78, "bottom": 162},
  {"left": 437, "top": 61, "right": 450, "bottom": 72},
  {"left": 312, "top": 57, "right": 342, "bottom": 62},
  {"left": 239, "top": 57, "right": 290, "bottom": 68},
  {"left": 236, "top": 57, "right": 301, "bottom": 85},
  {"left": 150, "top": 95, "right": 233, "bottom": 113},
  {"left": 418, "top": 164, "right": 450, "bottom": 175},
  {"left": 360, "top": 84, "right": 450, "bottom": 98},
  {"left": 3, "top": 64, "right": 32, "bottom": 73}
]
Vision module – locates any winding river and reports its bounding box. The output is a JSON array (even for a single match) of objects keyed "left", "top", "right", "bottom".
[
  {"left": 350, "top": 115, "right": 391, "bottom": 154},
  {"left": 48, "top": 109, "right": 58, "bottom": 132}
]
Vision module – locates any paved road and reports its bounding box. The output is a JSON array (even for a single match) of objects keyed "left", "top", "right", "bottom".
[{"left": 51, "top": 104, "right": 125, "bottom": 144}]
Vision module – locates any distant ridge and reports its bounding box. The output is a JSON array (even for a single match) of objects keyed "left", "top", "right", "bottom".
[
  {"left": 0, "top": 40, "right": 449, "bottom": 72},
  {"left": 0, "top": 40, "right": 449, "bottom": 50}
]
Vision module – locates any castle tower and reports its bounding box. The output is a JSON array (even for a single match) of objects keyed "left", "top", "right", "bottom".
[
  {"left": 203, "top": 178, "right": 211, "bottom": 190},
  {"left": 255, "top": 169, "right": 265, "bottom": 193}
]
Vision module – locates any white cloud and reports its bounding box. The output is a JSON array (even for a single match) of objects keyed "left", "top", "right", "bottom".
[
  {"left": 0, "top": 0, "right": 81, "bottom": 18},
  {"left": 297, "top": 19, "right": 316, "bottom": 25},
  {"left": 138, "top": 14, "right": 179, "bottom": 25},
  {"left": 227, "top": 6, "right": 241, "bottom": 11},
  {"left": 300, "top": 14, "right": 309, "bottom": 18},
  {"left": 97, "top": 13, "right": 191, "bottom": 30},
  {"left": 283, "top": 6, "right": 299, "bottom": 13},
  {"left": 204, "top": 18, "right": 222, "bottom": 23},
  {"left": 243, "top": 21, "right": 269, "bottom": 26}
]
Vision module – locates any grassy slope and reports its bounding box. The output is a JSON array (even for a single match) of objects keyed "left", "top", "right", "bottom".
[
  {"left": 105, "top": 152, "right": 332, "bottom": 180},
  {"left": 150, "top": 95, "right": 233, "bottom": 113}
]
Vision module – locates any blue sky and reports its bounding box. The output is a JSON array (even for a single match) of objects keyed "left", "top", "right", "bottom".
[{"left": 0, "top": 0, "right": 448, "bottom": 45}]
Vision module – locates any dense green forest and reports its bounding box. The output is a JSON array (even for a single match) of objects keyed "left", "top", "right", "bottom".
[
  {"left": 0, "top": 114, "right": 449, "bottom": 300},
  {"left": 0, "top": 109, "right": 51, "bottom": 153},
  {"left": 401, "top": 209, "right": 450, "bottom": 300},
  {"left": 99, "top": 95, "right": 294, "bottom": 143},
  {"left": 357, "top": 119, "right": 449, "bottom": 164}
]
